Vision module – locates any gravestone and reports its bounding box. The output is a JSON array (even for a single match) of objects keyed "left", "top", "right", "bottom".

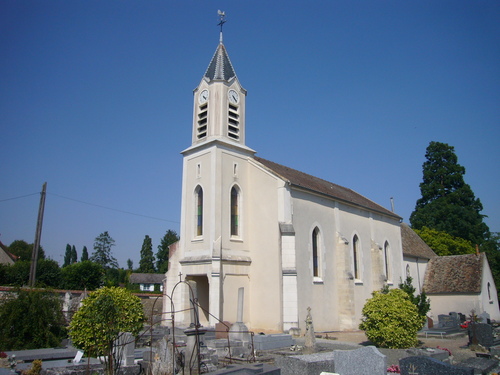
[
  {"left": 438, "top": 314, "right": 458, "bottom": 329},
  {"left": 400, "top": 356, "right": 473, "bottom": 375},
  {"left": 277, "top": 346, "right": 386, "bottom": 375},
  {"left": 276, "top": 352, "right": 335, "bottom": 375},
  {"left": 468, "top": 323, "right": 494, "bottom": 347},
  {"left": 304, "top": 307, "right": 316, "bottom": 351},
  {"left": 478, "top": 311, "right": 491, "bottom": 324},
  {"left": 459, "top": 313, "right": 466, "bottom": 322},
  {"left": 460, "top": 357, "right": 497, "bottom": 374},
  {"left": 331, "top": 346, "right": 386, "bottom": 375},
  {"left": 229, "top": 288, "right": 250, "bottom": 343}
]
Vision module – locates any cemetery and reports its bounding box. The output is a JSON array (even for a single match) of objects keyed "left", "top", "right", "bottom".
[{"left": 3, "top": 302, "right": 500, "bottom": 375}]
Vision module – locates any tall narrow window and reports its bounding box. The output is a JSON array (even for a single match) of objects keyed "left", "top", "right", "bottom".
[
  {"left": 230, "top": 186, "right": 239, "bottom": 236},
  {"left": 312, "top": 227, "right": 320, "bottom": 278},
  {"left": 353, "top": 235, "right": 360, "bottom": 280},
  {"left": 196, "top": 186, "right": 203, "bottom": 236},
  {"left": 488, "top": 282, "right": 492, "bottom": 301},
  {"left": 384, "top": 241, "right": 391, "bottom": 281}
]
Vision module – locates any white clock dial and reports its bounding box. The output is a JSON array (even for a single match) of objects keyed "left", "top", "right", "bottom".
[
  {"left": 199, "top": 90, "right": 209, "bottom": 104},
  {"left": 228, "top": 89, "right": 239, "bottom": 104}
]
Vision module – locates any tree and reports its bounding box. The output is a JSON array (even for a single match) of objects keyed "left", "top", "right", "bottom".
[
  {"left": 64, "top": 244, "right": 72, "bottom": 267},
  {"left": 81, "top": 246, "right": 89, "bottom": 261},
  {"left": 410, "top": 141, "right": 489, "bottom": 245},
  {"left": 414, "top": 227, "right": 475, "bottom": 256},
  {"left": 4, "top": 259, "right": 61, "bottom": 288},
  {"left": 91, "top": 232, "right": 118, "bottom": 269},
  {"left": 71, "top": 245, "right": 78, "bottom": 264},
  {"left": 138, "top": 235, "right": 155, "bottom": 273},
  {"left": 359, "top": 289, "right": 423, "bottom": 349},
  {"left": 156, "top": 229, "right": 179, "bottom": 273},
  {"left": 398, "top": 276, "right": 430, "bottom": 319},
  {"left": 69, "top": 287, "right": 145, "bottom": 375},
  {"left": 36, "top": 259, "right": 62, "bottom": 288},
  {"left": 0, "top": 288, "right": 66, "bottom": 350},
  {"left": 9, "top": 240, "right": 45, "bottom": 261},
  {"left": 127, "top": 259, "right": 133, "bottom": 271},
  {"left": 61, "top": 260, "right": 103, "bottom": 290}
]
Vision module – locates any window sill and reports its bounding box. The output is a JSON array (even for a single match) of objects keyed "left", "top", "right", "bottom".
[
  {"left": 230, "top": 236, "right": 243, "bottom": 242},
  {"left": 191, "top": 237, "right": 204, "bottom": 243},
  {"left": 313, "top": 277, "right": 324, "bottom": 284},
  {"left": 354, "top": 279, "right": 363, "bottom": 285}
]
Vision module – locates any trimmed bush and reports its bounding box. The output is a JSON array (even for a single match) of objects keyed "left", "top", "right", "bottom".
[{"left": 359, "top": 289, "right": 423, "bottom": 349}]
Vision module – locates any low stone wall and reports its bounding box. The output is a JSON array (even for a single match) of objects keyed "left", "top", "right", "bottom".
[{"left": 41, "top": 364, "right": 140, "bottom": 375}]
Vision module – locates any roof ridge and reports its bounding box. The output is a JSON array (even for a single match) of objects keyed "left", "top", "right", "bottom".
[{"left": 254, "top": 156, "right": 400, "bottom": 219}]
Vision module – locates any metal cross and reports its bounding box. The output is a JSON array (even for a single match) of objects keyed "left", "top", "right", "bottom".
[{"left": 217, "top": 10, "right": 226, "bottom": 33}]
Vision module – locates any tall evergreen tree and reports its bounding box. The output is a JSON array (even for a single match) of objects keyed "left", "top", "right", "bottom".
[
  {"left": 127, "top": 259, "right": 133, "bottom": 271},
  {"left": 410, "top": 141, "right": 490, "bottom": 245},
  {"left": 63, "top": 244, "right": 72, "bottom": 267},
  {"left": 70, "top": 245, "right": 78, "bottom": 264},
  {"left": 90, "top": 231, "right": 118, "bottom": 269},
  {"left": 138, "top": 235, "right": 155, "bottom": 273},
  {"left": 156, "top": 229, "right": 179, "bottom": 273},
  {"left": 81, "top": 246, "right": 89, "bottom": 262}
]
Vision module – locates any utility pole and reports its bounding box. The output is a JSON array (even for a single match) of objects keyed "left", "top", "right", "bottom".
[{"left": 29, "top": 182, "right": 47, "bottom": 287}]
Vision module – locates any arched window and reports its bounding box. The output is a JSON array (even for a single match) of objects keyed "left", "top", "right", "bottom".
[
  {"left": 353, "top": 235, "right": 360, "bottom": 280},
  {"left": 384, "top": 241, "right": 391, "bottom": 281},
  {"left": 312, "top": 227, "right": 320, "bottom": 278},
  {"left": 230, "top": 186, "right": 239, "bottom": 236},
  {"left": 195, "top": 186, "right": 203, "bottom": 236}
]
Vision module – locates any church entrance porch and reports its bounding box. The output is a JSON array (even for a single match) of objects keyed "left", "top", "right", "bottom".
[{"left": 185, "top": 275, "right": 210, "bottom": 326}]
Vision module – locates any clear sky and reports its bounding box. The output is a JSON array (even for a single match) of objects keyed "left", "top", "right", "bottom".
[{"left": 1, "top": 1, "right": 499, "bottom": 268}]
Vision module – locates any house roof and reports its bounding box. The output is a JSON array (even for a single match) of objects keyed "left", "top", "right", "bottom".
[
  {"left": 204, "top": 42, "right": 237, "bottom": 82},
  {"left": 0, "top": 240, "right": 18, "bottom": 263},
  {"left": 129, "top": 273, "right": 165, "bottom": 284},
  {"left": 401, "top": 223, "right": 437, "bottom": 260},
  {"left": 423, "top": 253, "right": 484, "bottom": 294},
  {"left": 254, "top": 157, "right": 401, "bottom": 219}
]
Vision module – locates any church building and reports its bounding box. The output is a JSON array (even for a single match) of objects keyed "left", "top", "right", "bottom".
[{"left": 163, "top": 31, "right": 406, "bottom": 333}]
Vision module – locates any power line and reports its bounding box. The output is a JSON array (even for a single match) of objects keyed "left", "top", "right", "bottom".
[
  {"left": 0, "top": 192, "right": 39, "bottom": 203},
  {"left": 48, "top": 192, "right": 179, "bottom": 224}
]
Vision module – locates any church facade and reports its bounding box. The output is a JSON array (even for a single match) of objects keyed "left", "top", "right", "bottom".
[{"left": 164, "top": 37, "right": 405, "bottom": 333}]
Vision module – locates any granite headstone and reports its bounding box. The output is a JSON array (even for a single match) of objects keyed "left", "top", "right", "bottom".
[{"left": 400, "top": 356, "right": 473, "bottom": 375}]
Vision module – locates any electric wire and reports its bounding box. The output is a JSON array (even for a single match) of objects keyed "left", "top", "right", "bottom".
[
  {"left": 0, "top": 192, "right": 39, "bottom": 202},
  {"left": 47, "top": 192, "right": 179, "bottom": 224}
]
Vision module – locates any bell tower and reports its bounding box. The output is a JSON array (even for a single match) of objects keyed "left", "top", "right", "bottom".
[{"left": 190, "top": 16, "right": 248, "bottom": 149}]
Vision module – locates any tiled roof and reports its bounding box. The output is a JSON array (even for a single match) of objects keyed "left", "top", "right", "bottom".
[
  {"left": 423, "top": 253, "right": 484, "bottom": 294},
  {"left": 129, "top": 273, "right": 165, "bottom": 284},
  {"left": 0, "top": 240, "right": 18, "bottom": 262},
  {"left": 401, "top": 223, "right": 437, "bottom": 260},
  {"left": 254, "top": 157, "right": 401, "bottom": 219},
  {"left": 204, "top": 43, "right": 236, "bottom": 82}
]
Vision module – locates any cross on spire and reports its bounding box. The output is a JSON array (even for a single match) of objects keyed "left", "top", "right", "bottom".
[{"left": 217, "top": 10, "right": 226, "bottom": 43}]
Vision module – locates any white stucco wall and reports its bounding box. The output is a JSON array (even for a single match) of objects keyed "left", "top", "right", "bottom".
[{"left": 403, "top": 256, "right": 428, "bottom": 294}]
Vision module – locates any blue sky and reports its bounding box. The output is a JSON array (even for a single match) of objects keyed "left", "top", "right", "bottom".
[{"left": 1, "top": 1, "right": 499, "bottom": 268}]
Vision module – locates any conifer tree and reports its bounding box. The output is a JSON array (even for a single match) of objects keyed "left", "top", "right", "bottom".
[
  {"left": 63, "top": 244, "right": 72, "bottom": 267},
  {"left": 410, "top": 141, "right": 490, "bottom": 245},
  {"left": 138, "top": 235, "right": 155, "bottom": 273},
  {"left": 81, "top": 246, "right": 89, "bottom": 262},
  {"left": 70, "top": 245, "right": 78, "bottom": 264},
  {"left": 90, "top": 231, "right": 118, "bottom": 269},
  {"left": 156, "top": 229, "right": 179, "bottom": 273}
]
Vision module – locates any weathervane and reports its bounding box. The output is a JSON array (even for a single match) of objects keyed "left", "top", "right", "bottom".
[{"left": 218, "top": 10, "right": 226, "bottom": 42}]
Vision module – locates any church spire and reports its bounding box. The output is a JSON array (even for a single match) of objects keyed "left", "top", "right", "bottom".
[{"left": 203, "top": 10, "right": 236, "bottom": 82}]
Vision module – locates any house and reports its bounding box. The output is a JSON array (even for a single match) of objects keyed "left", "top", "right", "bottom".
[
  {"left": 163, "top": 33, "right": 405, "bottom": 333},
  {"left": 401, "top": 223, "right": 437, "bottom": 294},
  {"left": 0, "top": 240, "right": 17, "bottom": 265},
  {"left": 129, "top": 273, "right": 164, "bottom": 292},
  {"left": 423, "top": 252, "right": 500, "bottom": 321}
]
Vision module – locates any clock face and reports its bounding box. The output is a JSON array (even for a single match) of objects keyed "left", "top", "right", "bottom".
[
  {"left": 228, "top": 89, "right": 239, "bottom": 104},
  {"left": 199, "top": 90, "right": 209, "bottom": 104}
]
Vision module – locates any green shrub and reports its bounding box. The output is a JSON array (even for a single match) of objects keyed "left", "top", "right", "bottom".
[{"left": 359, "top": 289, "right": 423, "bottom": 349}]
